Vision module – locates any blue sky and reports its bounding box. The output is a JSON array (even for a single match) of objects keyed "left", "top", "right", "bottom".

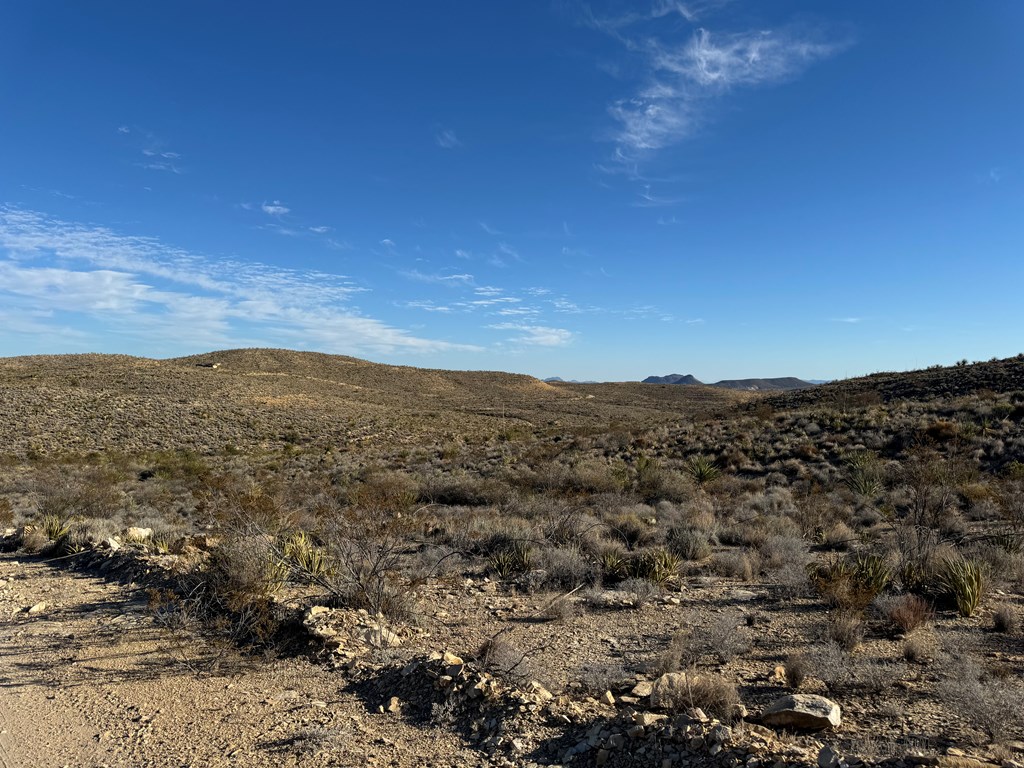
[{"left": 1, "top": 2, "right": 1021, "bottom": 381}]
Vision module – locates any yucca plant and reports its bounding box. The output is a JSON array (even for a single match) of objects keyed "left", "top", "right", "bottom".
[
  {"left": 631, "top": 548, "right": 681, "bottom": 586},
  {"left": 38, "top": 514, "right": 72, "bottom": 541},
  {"left": 851, "top": 552, "right": 892, "bottom": 595},
  {"left": 843, "top": 453, "right": 884, "bottom": 498},
  {"left": 809, "top": 552, "right": 891, "bottom": 612},
  {"left": 283, "top": 530, "right": 332, "bottom": 580},
  {"left": 939, "top": 555, "right": 986, "bottom": 617},
  {"left": 488, "top": 541, "right": 533, "bottom": 579},
  {"left": 684, "top": 455, "right": 720, "bottom": 486},
  {"left": 599, "top": 547, "right": 628, "bottom": 581}
]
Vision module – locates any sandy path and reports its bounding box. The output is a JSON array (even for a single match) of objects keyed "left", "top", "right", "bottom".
[{"left": 0, "top": 555, "right": 485, "bottom": 768}]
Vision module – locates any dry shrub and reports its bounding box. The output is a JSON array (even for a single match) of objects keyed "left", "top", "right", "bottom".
[
  {"left": 936, "top": 655, "right": 1024, "bottom": 743},
  {"left": 666, "top": 525, "right": 712, "bottom": 561},
  {"left": 201, "top": 532, "right": 287, "bottom": 641},
  {"left": 993, "top": 604, "right": 1018, "bottom": 634},
  {"left": 655, "top": 673, "right": 742, "bottom": 722},
  {"left": 477, "top": 637, "right": 540, "bottom": 686},
  {"left": 418, "top": 471, "right": 509, "bottom": 506},
  {"left": 711, "top": 550, "right": 758, "bottom": 581},
  {"left": 826, "top": 611, "right": 864, "bottom": 651},
  {"left": 877, "top": 593, "right": 933, "bottom": 633},
  {"left": 542, "top": 594, "right": 581, "bottom": 623},
  {"left": 903, "top": 633, "right": 933, "bottom": 664},
  {"left": 37, "top": 467, "right": 124, "bottom": 520},
  {"left": 533, "top": 546, "right": 599, "bottom": 591},
  {"left": 617, "top": 577, "right": 659, "bottom": 608},
  {"left": 784, "top": 654, "right": 809, "bottom": 689},
  {"left": 823, "top": 521, "right": 857, "bottom": 551},
  {"left": 576, "top": 662, "right": 631, "bottom": 695},
  {"left": 606, "top": 508, "right": 656, "bottom": 550}
]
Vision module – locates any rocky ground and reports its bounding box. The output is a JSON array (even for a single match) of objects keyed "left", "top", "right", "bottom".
[
  {"left": 3, "top": 544, "right": 1022, "bottom": 768},
  {"left": 0, "top": 553, "right": 484, "bottom": 768}
]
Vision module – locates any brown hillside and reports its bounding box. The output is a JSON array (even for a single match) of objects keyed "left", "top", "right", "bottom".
[{"left": 0, "top": 349, "right": 747, "bottom": 456}]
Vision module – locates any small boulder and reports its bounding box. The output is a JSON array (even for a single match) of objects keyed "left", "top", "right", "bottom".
[
  {"left": 124, "top": 527, "right": 153, "bottom": 542},
  {"left": 761, "top": 694, "right": 841, "bottom": 730},
  {"left": 818, "top": 744, "right": 842, "bottom": 768},
  {"left": 27, "top": 602, "right": 47, "bottom": 614}
]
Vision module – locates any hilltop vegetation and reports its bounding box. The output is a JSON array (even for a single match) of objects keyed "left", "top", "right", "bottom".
[{"left": 2, "top": 351, "right": 1023, "bottom": 766}]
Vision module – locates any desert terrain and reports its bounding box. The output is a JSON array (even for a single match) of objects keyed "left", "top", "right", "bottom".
[{"left": 2, "top": 350, "right": 1023, "bottom": 768}]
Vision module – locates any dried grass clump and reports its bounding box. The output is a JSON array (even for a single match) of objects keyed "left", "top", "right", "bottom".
[{"left": 877, "top": 593, "right": 934, "bottom": 633}]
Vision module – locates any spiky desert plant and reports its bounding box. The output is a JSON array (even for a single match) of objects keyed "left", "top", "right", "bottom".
[
  {"left": 843, "top": 452, "right": 884, "bottom": 498},
  {"left": 283, "top": 530, "right": 332, "bottom": 580},
  {"left": 631, "top": 548, "right": 681, "bottom": 586},
  {"left": 39, "top": 514, "right": 71, "bottom": 541},
  {"left": 939, "top": 555, "right": 986, "bottom": 617},
  {"left": 488, "top": 541, "right": 533, "bottom": 579},
  {"left": 599, "top": 547, "right": 628, "bottom": 581},
  {"left": 684, "top": 455, "right": 720, "bottom": 486}
]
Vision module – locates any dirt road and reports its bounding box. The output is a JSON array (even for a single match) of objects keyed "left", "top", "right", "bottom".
[{"left": 0, "top": 554, "right": 484, "bottom": 768}]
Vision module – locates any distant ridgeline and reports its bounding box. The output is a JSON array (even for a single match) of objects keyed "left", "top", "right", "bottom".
[{"left": 642, "top": 374, "right": 813, "bottom": 391}]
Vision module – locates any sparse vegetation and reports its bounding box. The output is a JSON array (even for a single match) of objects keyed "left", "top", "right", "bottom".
[{"left": 3, "top": 350, "right": 1024, "bottom": 758}]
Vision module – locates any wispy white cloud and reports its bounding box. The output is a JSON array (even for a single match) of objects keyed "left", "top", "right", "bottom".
[
  {"left": 435, "top": 128, "right": 461, "bottom": 148},
  {"left": 402, "top": 300, "right": 454, "bottom": 313},
  {"left": 479, "top": 221, "right": 503, "bottom": 236},
  {"left": 0, "top": 205, "right": 479, "bottom": 355},
  {"left": 261, "top": 200, "right": 290, "bottom": 216},
  {"left": 594, "top": 14, "right": 848, "bottom": 156},
  {"left": 119, "top": 126, "right": 184, "bottom": 173},
  {"left": 309, "top": 225, "right": 332, "bottom": 234},
  {"left": 401, "top": 269, "right": 476, "bottom": 287},
  {"left": 831, "top": 317, "right": 862, "bottom": 324},
  {"left": 685, "top": 317, "right": 705, "bottom": 324},
  {"left": 633, "top": 185, "right": 686, "bottom": 207},
  {"left": 488, "top": 322, "right": 574, "bottom": 347}
]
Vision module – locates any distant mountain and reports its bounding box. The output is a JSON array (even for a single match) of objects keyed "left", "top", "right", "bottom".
[
  {"left": 643, "top": 373, "right": 813, "bottom": 391},
  {"left": 711, "top": 377, "right": 812, "bottom": 391},
  {"left": 642, "top": 374, "right": 703, "bottom": 385},
  {"left": 545, "top": 376, "right": 598, "bottom": 384}
]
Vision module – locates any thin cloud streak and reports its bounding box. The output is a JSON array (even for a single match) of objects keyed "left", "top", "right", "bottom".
[{"left": 488, "top": 322, "right": 574, "bottom": 347}]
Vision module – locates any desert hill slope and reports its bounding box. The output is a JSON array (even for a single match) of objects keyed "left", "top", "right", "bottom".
[
  {"left": 0, "top": 348, "right": 747, "bottom": 456},
  {"left": 767, "top": 355, "right": 1024, "bottom": 408}
]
